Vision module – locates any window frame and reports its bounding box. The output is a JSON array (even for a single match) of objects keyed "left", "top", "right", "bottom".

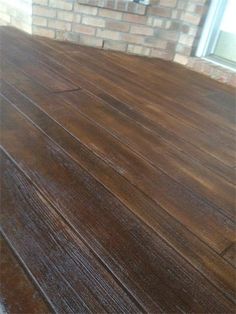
[{"left": 195, "top": 0, "right": 231, "bottom": 63}]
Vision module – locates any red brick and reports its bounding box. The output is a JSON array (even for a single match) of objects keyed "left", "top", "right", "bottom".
[
  {"left": 123, "top": 13, "right": 147, "bottom": 24},
  {"left": 106, "top": 20, "right": 130, "bottom": 32},
  {"left": 181, "top": 12, "right": 201, "bottom": 25},
  {"left": 48, "top": 19, "right": 71, "bottom": 31},
  {"left": 144, "top": 37, "right": 167, "bottom": 49},
  {"left": 72, "top": 24, "right": 96, "bottom": 35},
  {"left": 120, "top": 33, "right": 144, "bottom": 45},
  {"left": 49, "top": 0, "right": 73, "bottom": 11},
  {"left": 99, "top": 8, "right": 122, "bottom": 20},
  {"left": 74, "top": 3, "right": 98, "bottom": 15},
  {"left": 82, "top": 16, "right": 105, "bottom": 28},
  {"left": 157, "top": 29, "right": 179, "bottom": 41},
  {"left": 147, "top": 6, "right": 171, "bottom": 17},
  {"left": 130, "top": 25, "right": 154, "bottom": 36},
  {"left": 33, "top": 5, "right": 56, "bottom": 18},
  {"left": 57, "top": 11, "right": 74, "bottom": 22}
]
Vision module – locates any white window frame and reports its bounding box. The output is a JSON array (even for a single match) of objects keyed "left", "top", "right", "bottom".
[{"left": 196, "top": 0, "right": 227, "bottom": 58}]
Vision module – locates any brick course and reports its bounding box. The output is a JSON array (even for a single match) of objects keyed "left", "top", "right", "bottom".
[
  {"left": 0, "top": 0, "right": 235, "bottom": 86},
  {"left": 82, "top": 15, "right": 106, "bottom": 27},
  {"left": 106, "top": 20, "right": 130, "bottom": 32}
]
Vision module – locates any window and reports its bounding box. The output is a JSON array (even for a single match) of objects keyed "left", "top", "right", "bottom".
[{"left": 196, "top": 0, "right": 236, "bottom": 69}]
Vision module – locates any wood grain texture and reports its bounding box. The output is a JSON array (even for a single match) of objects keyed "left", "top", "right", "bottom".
[
  {"left": 0, "top": 26, "right": 235, "bottom": 313},
  {"left": 1, "top": 84, "right": 234, "bottom": 255},
  {"left": 2, "top": 58, "right": 234, "bottom": 186},
  {"left": 1, "top": 79, "right": 235, "bottom": 305},
  {"left": 1, "top": 151, "right": 143, "bottom": 314},
  {"left": 222, "top": 243, "right": 236, "bottom": 268},
  {"left": 1, "top": 95, "right": 235, "bottom": 312},
  {"left": 10, "top": 31, "right": 234, "bottom": 167},
  {"left": 0, "top": 28, "right": 235, "bottom": 182},
  {"left": 0, "top": 236, "right": 52, "bottom": 314}
]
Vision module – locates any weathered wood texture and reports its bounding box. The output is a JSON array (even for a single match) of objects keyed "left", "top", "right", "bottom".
[
  {"left": 0, "top": 26, "right": 235, "bottom": 313},
  {"left": 0, "top": 236, "right": 52, "bottom": 314}
]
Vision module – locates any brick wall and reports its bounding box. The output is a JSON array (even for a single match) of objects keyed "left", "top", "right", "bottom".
[
  {"left": 1, "top": 0, "right": 235, "bottom": 85},
  {"left": 0, "top": 0, "right": 32, "bottom": 33},
  {"left": 32, "top": 0, "right": 204, "bottom": 60}
]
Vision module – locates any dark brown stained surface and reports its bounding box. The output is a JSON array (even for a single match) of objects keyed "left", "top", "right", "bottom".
[
  {"left": 222, "top": 243, "right": 236, "bottom": 268},
  {"left": 0, "top": 236, "right": 52, "bottom": 314},
  {"left": 0, "top": 26, "right": 235, "bottom": 313}
]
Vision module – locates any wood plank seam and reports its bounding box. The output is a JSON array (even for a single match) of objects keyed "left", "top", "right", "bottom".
[
  {"left": 0, "top": 231, "right": 56, "bottom": 313},
  {"left": 1, "top": 27, "right": 235, "bottom": 312},
  {"left": 4, "top": 27, "right": 235, "bottom": 139},
  {"left": 3, "top": 27, "right": 234, "bottom": 172},
  {"left": 59, "top": 91, "right": 235, "bottom": 223},
  {"left": 2, "top": 56, "right": 234, "bottom": 188},
  {"left": 1, "top": 54, "right": 234, "bottom": 222},
  {"left": 1, "top": 147, "right": 146, "bottom": 312},
  {"left": 1, "top": 93, "right": 235, "bottom": 305},
  {"left": 1, "top": 90, "right": 233, "bottom": 254}
]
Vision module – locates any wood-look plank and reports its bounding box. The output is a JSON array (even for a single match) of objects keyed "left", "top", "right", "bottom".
[
  {"left": 36, "top": 31, "right": 232, "bottom": 95},
  {"left": 64, "top": 44, "right": 236, "bottom": 131},
  {"left": 1, "top": 150, "right": 144, "bottom": 313},
  {"left": 3, "top": 55, "right": 234, "bottom": 187},
  {"left": 62, "top": 89, "right": 235, "bottom": 218},
  {"left": 7, "top": 36, "right": 236, "bottom": 143},
  {"left": 3, "top": 31, "right": 234, "bottom": 167},
  {"left": 105, "top": 48, "right": 234, "bottom": 95},
  {"left": 1, "top": 80, "right": 235, "bottom": 303},
  {"left": 1, "top": 99, "right": 235, "bottom": 312},
  {"left": 62, "top": 62, "right": 234, "bottom": 152},
  {"left": 222, "top": 243, "right": 236, "bottom": 268},
  {"left": 2, "top": 28, "right": 235, "bottom": 145},
  {"left": 1, "top": 27, "right": 234, "bottom": 174},
  {"left": 0, "top": 33, "right": 78, "bottom": 93},
  {"left": 0, "top": 87, "right": 234, "bottom": 255},
  {"left": 43, "top": 34, "right": 235, "bottom": 134},
  {"left": 0, "top": 33, "right": 234, "bottom": 238},
  {"left": 101, "top": 56, "right": 236, "bottom": 136},
  {"left": 2, "top": 26, "right": 234, "bottom": 100},
  {"left": 207, "top": 90, "right": 236, "bottom": 109},
  {"left": 1, "top": 60, "right": 51, "bottom": 98},
  {"left": 0, "top": 235, "right": 52, "bottom": 314},
  {"left": 38, "top": 35, "right": 233, "bottom": 98},
  {"left": 87, "top": 89, "right": 236, "bottom": 184},
  {"left": 2, "top": 54, "right": 235, "bottom": 216},
  {"left": 1, "top": 26, "right": 235, "bottom": 313},
  {"left": 87, "top": 48, "right": 234, "bottom": 123}
]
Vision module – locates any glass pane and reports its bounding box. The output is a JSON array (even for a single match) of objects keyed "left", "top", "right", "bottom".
[{"left": 213, "top": 0, "right": 236, "bottom": 63}]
